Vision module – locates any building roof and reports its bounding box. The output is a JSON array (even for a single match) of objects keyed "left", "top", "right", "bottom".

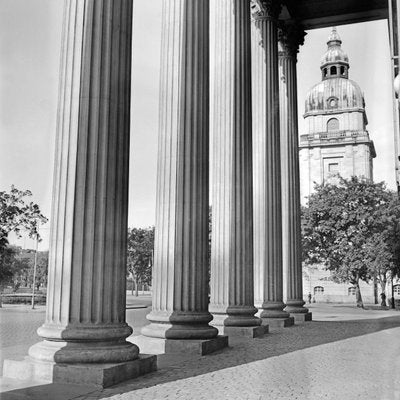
[
  {"left": 320, "top": 27, "right": 349, "bottom": 68},
  {"left": 305, "top": 28, "right": 365, "bottom": 116},
  {"left": 305, "top": 78, "right": 364, "bottom": 114}
]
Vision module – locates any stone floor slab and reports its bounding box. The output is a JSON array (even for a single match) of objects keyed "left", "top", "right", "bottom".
[
  {"left": 291, "top": 312, "right": 312, "bottom": 323},
  {"left": 219, "top": 325, "right": 268, "bottom": 338},
  {"left": 130, "top": 335, "right": 228, "bottom": 355},
  {"left": 3, "top": 354, "right": 157, "bottom": 388},
  {"left": 262, "top": 316, "right": 294, "bottom": 328}
]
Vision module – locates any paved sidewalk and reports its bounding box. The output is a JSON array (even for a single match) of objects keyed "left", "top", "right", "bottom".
[{"left": 1, "top": 304, "right": 400, "bottom": 399}]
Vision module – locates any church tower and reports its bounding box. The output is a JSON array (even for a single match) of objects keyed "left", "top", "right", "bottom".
[{"left": 299, "top": 27, "right": 376, "bottom": 203}]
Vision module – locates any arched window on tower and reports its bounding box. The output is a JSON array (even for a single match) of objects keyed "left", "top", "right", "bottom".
[
  {"left": 340, "top": 66, "right": 345, "bottom": 76},
  {"left": 327, "top": 118, "right": 339, "bottom": 132},
  {"left": 330, "top": 66, "right": 337, "bottom": 75},
  {"left": 324, "top": 68, "right": 328, "bottom": 77}
]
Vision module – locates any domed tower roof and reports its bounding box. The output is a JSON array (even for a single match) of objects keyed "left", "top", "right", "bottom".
[
  {"left": 320, "top": 27, "right": 349, "bottom": 71},
  {"left": 304, "top": 27, "right": 366, "bottom": 117},
  {"left": 305, "top": 78, "right": 365, "bottom": 114}
]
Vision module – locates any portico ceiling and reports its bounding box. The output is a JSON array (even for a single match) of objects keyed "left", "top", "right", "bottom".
[{"left": 282, "top": 0, "right": 388, "bottom": 29}]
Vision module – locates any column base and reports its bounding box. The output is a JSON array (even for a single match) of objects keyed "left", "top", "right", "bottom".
[
  {"left": 284, "top": 300, "right": 309, "bottom": 315},
  {"left": 290, "top": 312, "right": 312, "bottom": 323},
  {"left": 210, "top": 306, "right": 262, "bottom": 328},
  {"left": 143, "top": 311, "right": 219, "bottom": 340},
  {"left": 129, "top": 335, "right": 228, "bottom": 355},
  {"left": 258, "top": 301, "right": 291, "bottom": 320},
  {"left": 29, "top": 338, "right": 139, "bottom": 364},
  {"left": 216, "top": 325, "right": 268, "bottom": 338},
  {"left": 261, "top": 316, "right": 294, "bottom": 328},
  {"left": 3, "top": 354, "right": 157, "bottom": 388}
]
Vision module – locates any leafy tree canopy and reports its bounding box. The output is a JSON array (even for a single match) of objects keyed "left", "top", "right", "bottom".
[
  {"left": 302, "top": 176, "right": 400, "bottom": 307},
  {"left": 0, "top": 186, "right": 48, "bottom": 289},
  {"left": 0, "top": 246, "right": 17, "bottom": 286},
  {"left": 127, "top": 227, "right": 154, "bottom": 293},
  {"left": 0, "top": 186, "right": 48, "bottom": 251}
]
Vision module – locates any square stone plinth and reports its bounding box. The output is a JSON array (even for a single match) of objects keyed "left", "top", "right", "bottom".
[
  {"left": 291, "top": 312, "right": 312, "bottom": 323},
  {"left": 217, "top": 325, "right": 268, "bottom": 338},
  {"left": 3, "top": 354, "right": 157, "bottom": 388},
  {"left": 130, "top": 335, "right": 228, "bottom": 356},
  {"left": 262, "top": 316, "right": 295, "bottom": 328}
]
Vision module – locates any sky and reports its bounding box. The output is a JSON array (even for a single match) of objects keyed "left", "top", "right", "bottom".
[{"left": 0, "top": 1, "right": 396, "bottom": 250}]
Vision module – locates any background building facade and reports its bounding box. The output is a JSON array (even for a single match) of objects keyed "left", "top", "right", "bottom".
[
  {"left": 299, "top": 28, "right": 376, "bottom": 203},
  {"left": 299, "top": 28, "right": 377, "bottom": 303}
]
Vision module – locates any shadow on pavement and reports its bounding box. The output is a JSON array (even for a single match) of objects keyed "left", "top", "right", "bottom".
[{"left": 3, "top": 313, "right": 399, "bottom": 399}]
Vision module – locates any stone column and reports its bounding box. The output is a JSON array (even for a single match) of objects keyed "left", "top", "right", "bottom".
[
  {"left": 279, "top": 25, "right": 312, "bottom": 322},
  {"left": 251, "top": 0, "right": 293, "bottom": 328},
  {"left": 134, "top": 0, "right": 227, "bottom": 355},
  {"left": 3, "top": 0, "right": 156, "bottom": 387},
  {"left": 209, "top": 0, "right": 265, "bottom": 338}
]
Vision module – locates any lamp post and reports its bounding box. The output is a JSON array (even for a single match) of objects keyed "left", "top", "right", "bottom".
[{"left": 31, "top": 233, "right": 38, "bottom": 310}]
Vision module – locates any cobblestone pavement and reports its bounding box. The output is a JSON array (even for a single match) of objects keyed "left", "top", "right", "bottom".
[{"left": 1, "top": 304, "right": 400, "bottom": 399}]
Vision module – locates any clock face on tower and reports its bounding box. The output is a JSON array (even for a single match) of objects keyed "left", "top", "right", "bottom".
[{"left": 329, "top": 98, "right": 337, "bottom": 108}]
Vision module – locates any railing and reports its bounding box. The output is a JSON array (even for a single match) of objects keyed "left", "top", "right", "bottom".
[{"left": 300, "top": 130, "right": 369, "bottom": 142}]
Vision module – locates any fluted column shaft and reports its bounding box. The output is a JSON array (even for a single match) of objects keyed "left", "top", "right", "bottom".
[
  {"left": 30, "top": 0, "right": 136, "bottom": 364},
  {"left": 279, "top": 26, "right": 309, "bottom": 314},
  {"left": 210, "top": 0, "right": 260, "bottom": 328},
  {"left": 142, "top": 0, "right": 217, "bottom": 340},
  {"left": 251, "top": 0, "right": 289, "bottom": 319}
]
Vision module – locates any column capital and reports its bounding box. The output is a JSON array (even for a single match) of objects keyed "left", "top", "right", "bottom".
[
  {"left": 251, "top": 0, "right": 282, "bottom": 21},
  {"left": 278, "top": 23, "right": 306, "bottom": 58}
]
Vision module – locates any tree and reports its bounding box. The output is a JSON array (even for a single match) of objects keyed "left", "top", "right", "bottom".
[
  {"left": 363, "top": 196, "right": 400, "bottom": 305},
  {"left": 302, "top": 176, "right": 400, "bottom": 308},
  {"left": 0, "top": 245, "right": 31, "bottom": 307},
  {"left": 0, "top": 186, "right": 48, "bottom": 252},
  {"left": 13, "top": 249, "right": 49, "bottom": 290},
  {"left": 0, "top": 246, "right": 16, "bottom": 288},
  {"left": 127, "top": 227, "right": 154, "bottom": 296},
  {"left": 0, "top": 186, "right": 48, "bottom": 304}
]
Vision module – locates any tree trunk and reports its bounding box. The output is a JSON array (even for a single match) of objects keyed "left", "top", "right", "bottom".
[
  {"left": 130, "top": 271, "right": 134, "bottom": 295},
  {"left": 135, "top": 275, "right": 139, "bottom": 297},
  {"left": 373, "top": 276, "right": 378, "bottom": 304},
  {"left": 380, "top": 279, "right": 387, "bottom": 307},
  {"left": 355, "top": 280, "right": 364, "bottom": 308}
]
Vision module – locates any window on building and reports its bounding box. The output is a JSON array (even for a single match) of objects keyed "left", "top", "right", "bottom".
[
  {"left": 394, "top": 285, "right": 400, "bottom": 296},
  {"left": 330, "top": 66, "right": 337, "bottom": 75},
  {"left": 324, "top": 68, "right": 328, "bottom": 77},
  {"left": 327, "top": 118, "right": 339, "bottom": 131},
  {"left": 328, "top": 163, "right": 339, "bottom": 172},
  {"left": 314, "top": 286, "right": 324, "bottom": 295},
  {"left": 340, "top": 66, "right": 345, "bottom": 75},
  {"left": 348, "top": 287, "right": 356, "bottom": 295},
  {"left": 323, "top": 157, "right": 342, "bottom": 183}
]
